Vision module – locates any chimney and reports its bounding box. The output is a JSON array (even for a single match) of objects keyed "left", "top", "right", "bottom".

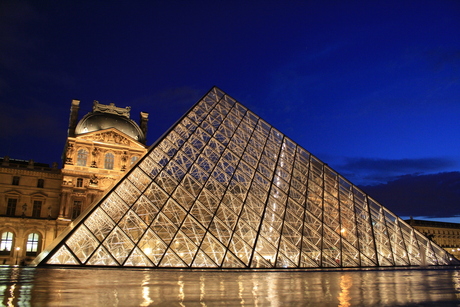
[
  {"left": 140, "top": 112, "right": 149, "bottom": 144},
  {"left": 68, "top": 99, "right": 80, "bottom": 137}
]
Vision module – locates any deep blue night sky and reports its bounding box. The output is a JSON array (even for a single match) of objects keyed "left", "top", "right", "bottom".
[{"left": 1, "top": 1, "right": 459, "bottom": 221}]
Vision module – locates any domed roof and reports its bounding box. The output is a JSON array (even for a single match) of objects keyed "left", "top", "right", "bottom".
[{"left": 75, "top": 112, "right": 146, "bottom": 143}]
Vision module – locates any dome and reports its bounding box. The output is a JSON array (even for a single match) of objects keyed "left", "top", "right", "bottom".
[{"left": 75, "top": 112, "right": 146, "bottom": 143}]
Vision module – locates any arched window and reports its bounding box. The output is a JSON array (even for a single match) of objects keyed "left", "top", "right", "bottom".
[
  {"left": 26, "top": 233, "right": 40, "bottom": 256},
  {"left": 0, "top": 232, "right": 13, "bottom": 255},
  {"left": 104, "top": 153, "right": 114, "bottom": 169},
  {"left": 76, "top": 178, "right": 83, "bottom": 187},
  {"left": 131, "top": 156, "right": 139, "bottom": 165},
  {"left": 77, "top": 149, "right": 88, "bottom": 166}
]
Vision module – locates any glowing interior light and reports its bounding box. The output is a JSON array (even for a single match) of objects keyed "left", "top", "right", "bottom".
[{"left": 38, "top": 86, "right": 457, "bottom": 269}]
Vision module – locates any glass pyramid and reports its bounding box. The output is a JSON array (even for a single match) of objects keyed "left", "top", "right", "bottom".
[{"left": 34, "top": 87, "right": 458, "bottom": 269}]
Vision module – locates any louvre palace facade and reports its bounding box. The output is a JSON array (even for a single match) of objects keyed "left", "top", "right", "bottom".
[
  {"left": 0, "top": 101, "right": 149, "bottom": 265},
  {"left": 408, "top": 219, "right": 460, "bottom": 260},
  {"left": 31, "top": 87, "right": 458, "bottom": 269}
]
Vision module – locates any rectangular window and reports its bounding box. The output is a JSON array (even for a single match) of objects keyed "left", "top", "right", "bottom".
[
  {"left": 77, "top": 149, "right": 88, "bottom": 166},
  {"left": 37, "top": 179, "right": 44, "bottom": 188},
  {"left": 32, "top": 200, "right": 42, "bottom": 218},
  {"left": 6, "top": 198, "right": 17, "bottom": 216},
  {"left": 72, "top": 201, "right": 82, "bottom": 220},
  {"left": 12, "top": 176, "right": 20, "bottom": 185},
  {"left": 131, "top": 156, "right": 139, "bottom": 165},
  {"left": 105, "top": 153, "right": 114, "bottom": 169}
]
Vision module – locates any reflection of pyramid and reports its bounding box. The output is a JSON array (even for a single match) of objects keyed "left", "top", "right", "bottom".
[{"left": 34, "top": 87, "right": 458, "bottom": 268}]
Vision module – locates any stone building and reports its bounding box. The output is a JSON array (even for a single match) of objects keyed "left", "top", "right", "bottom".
[
  {"left": 0, "top": 158, "right": 64, "bottom": 265},
  {"left": 60, "top": 100, "right": 149, "bottom": 220},
  {"left": 0, "top": 100, "right": 149, "bottom": 265},
  {"left": 408, "top": 219, "right": 460, "bottom": 260}
]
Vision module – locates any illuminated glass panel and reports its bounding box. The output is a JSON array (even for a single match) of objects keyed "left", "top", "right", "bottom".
[{"left": 37, "top": 87, "right": 459, "bottom": 269}]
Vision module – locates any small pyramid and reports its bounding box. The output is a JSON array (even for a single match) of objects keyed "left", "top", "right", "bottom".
[{"left": 34, "top": 87, "right": 458, "bottom": 268}]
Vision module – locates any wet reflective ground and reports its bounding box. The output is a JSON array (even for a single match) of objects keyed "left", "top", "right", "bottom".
[{"left": 1, "top": 266, "right": 460, "bottom": 306}]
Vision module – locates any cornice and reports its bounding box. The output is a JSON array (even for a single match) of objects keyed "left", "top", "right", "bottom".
[
  {"left": 61, "top": 168, "right": 120, "bottom": 177},
  {"left": 0, "top": 167, "right": 62, "bottom": 178},
  {"left": 72, "top": 128, "right": 147, "bottom": 149}
]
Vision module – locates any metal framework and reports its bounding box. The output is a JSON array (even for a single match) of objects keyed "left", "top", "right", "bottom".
[{"left": 34, "top": 87, "right": 458, "bottom": 268}]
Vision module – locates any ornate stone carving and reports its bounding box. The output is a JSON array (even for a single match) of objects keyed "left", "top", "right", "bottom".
[
  {"left": 121, "top": 151, "right": 128, "bottom": 171},
  {"left": 84, "top": 131, "right": 130, "bottom": 145},
  {"left": 91, "top": 147, "right": 99, "bottom": 168},
  {"left": 93, "top": 101, "right": 131, "bottom": 118},
  {"left": 121, "top": 151, "right": 128, "bottom": 163},
  {"left": 100, "top": 177, "right": 115, "bottom": 189},
  {"left": 22, "top": 203, "right": 27, "bottom": 216},
  {"left": 65, "top": 143, "right": 74, "bottom": 164},
  {"left": 89, "top": 175, "right": 99, "bottom": 186},
  {"left": 92, "top": 147, "right": 99, "bottom": 157}
]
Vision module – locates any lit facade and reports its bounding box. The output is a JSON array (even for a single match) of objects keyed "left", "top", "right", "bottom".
[
  {"left": 0, "top": 158, "right": 65, "bottom": 265},
  {"left": 60, "top": 100, "right": 148, "bottom": 220},
  {"left": 408, "top": 219, "right": 460, "bottom": 260},
  {"left": 0, "top": 100, "right": 148, "bottom": 265},
  {"left": 34, "top": 87, "right": 458, "bottom": 269}
]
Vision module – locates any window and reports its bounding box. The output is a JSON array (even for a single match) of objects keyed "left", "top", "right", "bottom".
[
  {"left": 104, "top": 153, "right": 114, "bottom": 169},
  {"left": 77, "top": 149, "right": 88, "bottom": 166},
  {"left": 12, "top": 176, "right": 20, "bottom": 185},
  {"left": 26, "top": 233, "right": 40, "bottom": 256},
  {"left": 72, "top": 201, "right": 82, "bottom": 220},
  {"left": 37, "top": 179, "right": 44, "bottom": 188},
  {"left": 0, "top": 232, "right": 13, "bottom": 255},
  {"left": 131, "top": 156, "right": 139, "bottom": 165},
  {"left": 32, "top": 200, "right": 42, "bottom": 218},
  {"left": 6, "top": 198, "right": 17, "bottom": 216},
  {"left": 76, "top": 178, "right": 83, "bottom": 187}
]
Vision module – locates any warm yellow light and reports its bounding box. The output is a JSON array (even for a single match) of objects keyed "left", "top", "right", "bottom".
[
  {"left": 144, "top": 248, "right": 152, "bottom": 255},
  {"left": 15, "top": 247, "right": 20, "bottom": 251}
]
